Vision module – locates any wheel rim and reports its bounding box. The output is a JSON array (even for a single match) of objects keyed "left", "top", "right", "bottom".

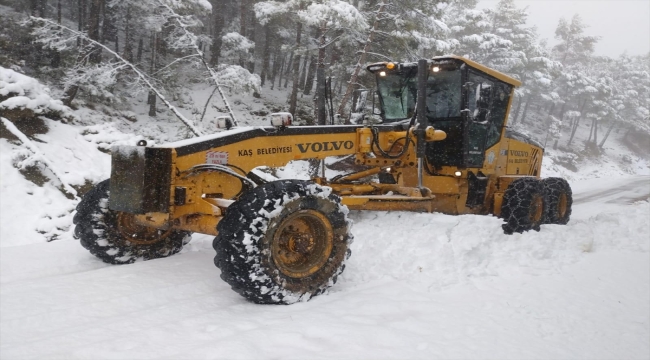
[
  {"left": 117, "top": 212, "right": 172, "bottom": 245},
  {"left": 271, "top": 210, "right": 334, "bottom": 279},
  {"left": 529, "top": 194, "right": 544, "bottom": 224},
  {"left": 557, "top": 192, "right": 568, "bottom": 219}
]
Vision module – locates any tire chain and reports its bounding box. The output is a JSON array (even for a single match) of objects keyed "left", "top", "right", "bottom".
[
  {"left": 73, "top": 180, "right": 191, "bottom": 264},
  {"left": 542, "top": 177, "right": 573, "bottom": 225},
  {"left": 213, "top": 180, "right": 352, "bottom": 304},
  {"left": 501, "top": 177, "right": 546, "bottom": 235}
]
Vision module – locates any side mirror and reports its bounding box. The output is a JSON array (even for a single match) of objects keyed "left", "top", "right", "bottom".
[
  {"left": 216, "top": 116, "right": 233, "bottom": 130},
  {"left": 270, "top": 112, "right": 293, "bottom": 127}
]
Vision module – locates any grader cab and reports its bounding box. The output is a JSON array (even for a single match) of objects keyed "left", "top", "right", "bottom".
[{"left": 74, "top": 56, "right": 573, "bottom": 304}]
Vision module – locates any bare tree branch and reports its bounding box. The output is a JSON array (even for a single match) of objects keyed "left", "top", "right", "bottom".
[
  {"left": 153, "top": 54, "right": 201, "bottom": 75},
  {"left": 337, "top": 3, "right": 386, "bottom": 120},
  {"left": 29, "top": 16, "right": 203, "bottom": 137},
  {"left": 157, "top": 2, "right": 240, "bottom": 126}
]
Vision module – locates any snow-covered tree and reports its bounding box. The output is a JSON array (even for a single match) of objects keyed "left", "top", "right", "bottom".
[
  {"left": 448, "top": 4, "right": 510, "bottom": 67},
  {"left": 356, "top": 0, "right": 450, "bottom": 62},
  {"left": 544, "top": 14, "right": 602, "bottom": 148},
  {"left": 584, "top": 72, "right": 614, "bottom": 147},
  {"left": 32, "top": 16, "right": 205, "bottom": 134},
  {"left": 298, "top": 0, "right": 368, "bottom": 124},
  {"left": 219, "top": 32, "right": 256, "bottom": 65},
  {"left": 598, "top": 53, "right": 650, "bottom": 148},
  {"left": 255, "top": 0, "right": 306, "bottom": 115},
  {"left": 335, "top": 2, "right": 390, "bottom": 120},
  {"left": 552, "top": 14, "right": 600, "bottom": 66},
  {"left": 255, "top": 0, "right": 368, "bottom": 123},
  {"left": 562, "top": 69, "right": 598, "bottom": 146}
]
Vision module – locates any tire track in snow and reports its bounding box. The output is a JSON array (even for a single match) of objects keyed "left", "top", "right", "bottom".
[{"left": 573, "top": 176, "right": 650, "bottom": 205}]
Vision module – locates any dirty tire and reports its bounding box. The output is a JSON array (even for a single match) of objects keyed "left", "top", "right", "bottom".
[
  {"left": 542, "top": 177, "right": 572, "bottom": 225},
  {"left": 213, "top": 180, "right": 352, "bottom": 305},
  {"left": 501, "top": 178, "right": 547, "bottom": 235},
  {"left": 73, "top": 179, "right": 191, "bottom": 264}
]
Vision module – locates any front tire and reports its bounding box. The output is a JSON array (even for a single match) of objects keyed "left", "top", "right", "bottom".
[
  {"left": 214, "top": 180, "right": 352, "bottom": 304},
  {"left": 542, "top": 177, "right": 572, "bottom": 225},
  {"left": 73, "top": 180, "right": 191, "bottom": 264},
  {"left": 501, "top": 178, "right": 547, "bottom": 235}
]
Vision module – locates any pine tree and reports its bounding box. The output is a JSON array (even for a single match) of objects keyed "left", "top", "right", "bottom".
[
  {"left": 552, "top": 14, "right": 599, "bottom": 66},
  {"left": 600, "top": 53, "right": 650, "bottom": 148},
  {"left": 551, "top": 14, "right": 601, "bottom": 148}
]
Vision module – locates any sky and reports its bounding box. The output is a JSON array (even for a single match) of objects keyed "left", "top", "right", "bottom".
[{"left": 478, "top": 0, "right": 650, "bottom": 57}]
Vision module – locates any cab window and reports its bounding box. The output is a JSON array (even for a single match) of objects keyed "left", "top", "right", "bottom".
[
  {"left": 376, "top": 70, "right": 417, "bottom": 122},
  {"left": 425, "top": 69, "right": 462, "bottom": 119},
  {"left": 485, "top": 82, "right": 512, "bottom": 148},
  {"left": 467, "top": 73, "right": 494, "bottom": 124}
]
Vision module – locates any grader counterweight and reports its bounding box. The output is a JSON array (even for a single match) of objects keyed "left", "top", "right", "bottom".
[{"left": 74, "top": 56, "right": 573, "bottom": 304}]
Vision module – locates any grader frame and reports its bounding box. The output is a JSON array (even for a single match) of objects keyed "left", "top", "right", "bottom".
[{"left": 74, "top": 56, "right": 572, "bottom": 304}]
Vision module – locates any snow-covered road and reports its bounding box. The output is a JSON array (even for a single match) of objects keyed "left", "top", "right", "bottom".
[
  {"left": 1, "top": 177, "right": 649, "bottom": 359},
  {"left": 573, "top": 176, "right": 650, "bottom": 205}
]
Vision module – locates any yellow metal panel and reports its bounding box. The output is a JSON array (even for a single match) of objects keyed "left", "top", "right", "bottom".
[
  {"left": 506, "top": 140, "right": 543, "bottom": 176},
  {"left": 493, "top": 192, "right": 504, "bottom": 216},
  {"left": 174, "top": 132, "right": 360, "bottom": 173},
  {"left": 343, "top": 196, "right": 433, "bottom": 212},
  {"left": 340, "top": 197, "right": 370, "bottom": 207},
  {"left": 498, "top": 176, "right": 518, "bottom": 192},
  {"left": 422, "top": 175, "right": 460, "bottom": 194},
  {"left": 430, "top": 194, "right": 461, "bottom": 214},
  {"left": 481, "top": 143, "right": 501, "bottom": 173}
]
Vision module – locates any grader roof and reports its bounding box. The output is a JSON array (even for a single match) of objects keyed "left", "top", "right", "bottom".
[{"left": 433, "top": 55, "right": 522, "bottom": 87}]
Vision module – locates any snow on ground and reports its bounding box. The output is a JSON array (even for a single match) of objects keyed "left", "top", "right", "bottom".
[
  {"left": 0, "top": 118, "right": 126, "bottom": 244},
  {"left": 1, "top": 169, "right": 649, "bottom": 358}
]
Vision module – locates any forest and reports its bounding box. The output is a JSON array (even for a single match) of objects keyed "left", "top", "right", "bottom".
[{"left": 1, "top": 0, "right": 648, "bottom": 151}]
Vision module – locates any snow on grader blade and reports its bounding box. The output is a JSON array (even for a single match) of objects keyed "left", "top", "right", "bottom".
[{"left": 74, "top": 56, "right": 572, "bottom": 304}]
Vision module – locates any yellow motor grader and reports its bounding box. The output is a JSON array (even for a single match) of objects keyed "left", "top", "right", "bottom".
[{"left": 74, "top": 56, "right": 573, "bottom": 304}]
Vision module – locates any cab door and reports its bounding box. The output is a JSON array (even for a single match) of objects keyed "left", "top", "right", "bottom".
[{"left": 465, "top": 71, "right": 494, "bottom": 167}]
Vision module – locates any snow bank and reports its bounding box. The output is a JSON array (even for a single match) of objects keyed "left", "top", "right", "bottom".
[
  {"left": 0, "top": 67, "right": 72, "bottom": 119},
  {"left": 81, "top": 122, "right": 151, "bottom": 153},
  {"left": 343, "top": 199, "right": 649, "bottom": 291},
  {"left": 0, "top": 120, "right": 137, "bottom": 245},
  {"left": 0, "top": 139, "right": 77, "bottom": 245},
  {"left": 215, "top": 64, "right": 261, "bottom": 95}
]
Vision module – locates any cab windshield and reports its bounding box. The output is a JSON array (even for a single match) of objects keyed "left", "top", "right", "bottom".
[
  {"left": 376, "top": 69, "right": 417, "bottom": 122},
  {"left": 376, "top": 67, "right": 462, "bottom": 122}
]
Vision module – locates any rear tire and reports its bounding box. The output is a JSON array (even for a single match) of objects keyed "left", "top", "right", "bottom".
[
  {"left": 214, "top": 180, "right": 352, "bottom": 304},
  {"left": 73, "top": 179, "right": 191, "bottom": 264},
  {"left": 501, "top": 178, "right": 547, "bottom": 235},
  {"left": 542, "top": 177, "right": 572, "bottom": 225}
]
